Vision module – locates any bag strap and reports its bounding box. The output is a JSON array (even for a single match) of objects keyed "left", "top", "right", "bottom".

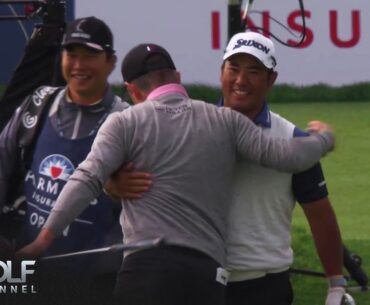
[{"left": 17, "top": 86, "right": 62, "bottom": 150}]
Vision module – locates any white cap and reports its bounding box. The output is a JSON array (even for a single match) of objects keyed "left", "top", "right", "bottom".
[{"left": 223, "top": 31, "right": 277, "bottom": 70}]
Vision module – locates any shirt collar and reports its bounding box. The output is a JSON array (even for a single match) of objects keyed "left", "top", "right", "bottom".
[
  {"left": 218, "top": 96, "right": 271, "bottom": 128},
  {"left": 65, "top": 88, "right": 103, "bottom": 106},
  {"left": 61, "top": 86, "right": 115, "bottom": 113},
  {"left": 254, "top": 102, "right": 271, "bottom": 128},
  {"left": 147, "top": 84, "right": 188, "bottom": 101}
]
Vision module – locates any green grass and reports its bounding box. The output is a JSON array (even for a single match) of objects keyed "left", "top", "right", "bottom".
[{"left": 269, "top": 102, "right": 370, "bottom": 305}]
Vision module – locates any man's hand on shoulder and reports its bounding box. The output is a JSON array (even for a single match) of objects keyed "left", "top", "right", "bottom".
[{"left": 307, "top": 120, "right": 335, "bottom": 152}]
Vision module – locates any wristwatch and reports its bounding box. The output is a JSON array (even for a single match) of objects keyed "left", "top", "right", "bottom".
[{"left": 328, "top": 276, "right": 347, "bottom": 287}]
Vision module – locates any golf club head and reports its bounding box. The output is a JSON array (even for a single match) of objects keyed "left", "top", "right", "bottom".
[
  {"left": 0, "top": 235, "right": 15, "bottom": 260},
  {"left": 341, "top": 293, "right": 356, "bottom": 305}
]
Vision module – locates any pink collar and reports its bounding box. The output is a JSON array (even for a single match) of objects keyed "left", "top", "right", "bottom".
[{"left": 147, "top": 84, "right": 188, "bottom": 101}]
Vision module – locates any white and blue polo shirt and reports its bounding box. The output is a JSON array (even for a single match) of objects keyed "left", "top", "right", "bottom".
[{"left": 222, "top": 101, "right": 328, "bottom": 281}]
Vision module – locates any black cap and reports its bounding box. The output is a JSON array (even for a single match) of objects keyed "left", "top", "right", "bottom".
[
  {"left": 62, "top": 16, "right": 114, "bottom": 52},
  {"left": 121, "top": 43, "right": 176, "bottom": 82}
]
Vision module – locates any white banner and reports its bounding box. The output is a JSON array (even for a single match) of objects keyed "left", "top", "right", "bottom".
[{"left": 75, "top": 0, "right": 370, "bottom": 86}]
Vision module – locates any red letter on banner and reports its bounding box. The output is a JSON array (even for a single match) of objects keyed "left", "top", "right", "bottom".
[
  {"left": 330, "top": 10, "right": 360, "bottom": 48},
  {"left": 211, "top": 11, "right": 220, "bottom": 49},
  {"left": 287, "top": 10, "right": 313, "bottom": 48}
]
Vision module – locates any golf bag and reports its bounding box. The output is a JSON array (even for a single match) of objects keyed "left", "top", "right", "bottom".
[
  {"left": 0, "top": 0, "right": 66, "bottom": 131},
  {"left": 0, "top": 1, "right": 66, "bottom": 242}
]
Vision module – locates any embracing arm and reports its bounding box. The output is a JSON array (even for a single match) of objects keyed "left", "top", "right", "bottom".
[
  {"left": 105, "top": 162, "right": 152, "bottom": 201},
  {"left": 231, "top": 108, "right": 335, "bottom": 172}
]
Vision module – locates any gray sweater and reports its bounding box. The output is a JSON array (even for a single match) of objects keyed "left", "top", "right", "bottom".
[{"left": 44, "top": 87, "right": 333, "bottom": 266}]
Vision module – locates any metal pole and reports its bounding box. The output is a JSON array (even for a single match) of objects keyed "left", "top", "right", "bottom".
[{"left": 228, "top": 0, "right": 242, "bottom": 40}]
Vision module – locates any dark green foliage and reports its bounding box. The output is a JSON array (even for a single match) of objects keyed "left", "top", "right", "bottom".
[
  {"left": 2, "top": 83, "right": 370, "bottom": 104},
  {"left": 267, "top": 82, "right": 370, "bottom": 103},
  {"left": 184, "top": 85, "right": 221, "bottom": 104}
]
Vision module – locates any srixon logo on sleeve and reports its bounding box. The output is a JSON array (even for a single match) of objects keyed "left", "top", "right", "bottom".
[{"left": 0, "top": 260, "right": 37, "bottom": 294}]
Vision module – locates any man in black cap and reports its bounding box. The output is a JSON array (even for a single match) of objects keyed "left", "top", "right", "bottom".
[
  {"left": 17, "top": 42, "right": 336, "bottom": 305},
  {"left": 0, "top": 16, "right": 129, "bottom": 304}
]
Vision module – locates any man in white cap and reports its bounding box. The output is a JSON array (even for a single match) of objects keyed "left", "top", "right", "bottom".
[{"left": 220, "top": 31, "right": 345, "bottom": 305}]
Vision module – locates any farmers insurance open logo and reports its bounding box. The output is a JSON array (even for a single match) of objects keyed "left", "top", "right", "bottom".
[{"left": 0, "top": 260, "right": 37, "bottom": 294}]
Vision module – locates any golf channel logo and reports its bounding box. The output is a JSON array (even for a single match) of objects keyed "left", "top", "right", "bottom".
[{"left": 0, "top": 260, "right": 37, "bottom": 294}]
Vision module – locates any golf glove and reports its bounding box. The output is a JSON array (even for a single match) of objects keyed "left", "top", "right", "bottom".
[
  {"left": 342, "top": 293, "right": 356, "bottom": 305},
  {"left": 325, "top": 287, "right": 346, "bottom": 305}
]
